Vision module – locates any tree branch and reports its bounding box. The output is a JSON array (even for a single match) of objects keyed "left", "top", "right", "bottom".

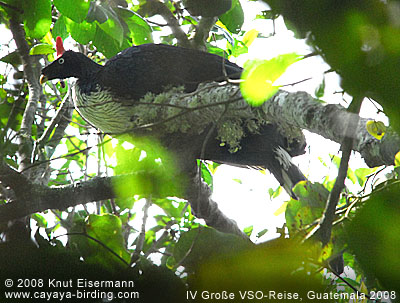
[
  {"left": 306, "top": 95, "right": 363, "bottom": 245},
  {"left": 186, "top": 169, "right": 248, "bottom": 238},
  {"left": 148, "top": 0, "right": 191, "bottom": 48},
  {"left": 9, "top": 17, "right": 43, "bottom": 175},
  {"left": 0, "top": 161, "right": 31, "bottom": 197},
  {"left": 34, "top": 90, "right": 74, "bottom": 158},
  {"left": 114, "top": 84, "right": 399, "bottom": 167},
  {"left": 0, "top": 84, "right": 397, "bottom": 236},
  {"left": 265, "top": 91, "right": 399, "bottom": 167},
  {"left": 192, "top": 16, "right": 218, "bottom": 50},
  {"left": 0, "top": 161, "right": 247, "bottom": 237},
  {"left": 0, "top": 162, "right": 117, "bottom": 222}
]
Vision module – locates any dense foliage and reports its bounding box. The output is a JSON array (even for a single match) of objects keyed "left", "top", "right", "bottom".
[{"left": 0, "top": 0, "right": 400, "bottom": 302}]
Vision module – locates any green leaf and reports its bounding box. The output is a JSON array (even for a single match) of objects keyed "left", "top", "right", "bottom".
[
  {"left": 103, "top": 137, "right": 115, "bottom": 158},
  {"left": 226, "top": 38, "right": 249, "bottom": 58},
  {"left": 346, "top": 183, "right": 400, "bottom": 292},
  {"left": 93, "top": 24, "right": 130, "bottom": 57},
  {"left": 52, "top": 15, "right": 69, "bottom": 40},
  {"left": 0, "top": 51, "right": 22, "bottom": 68},
  {"left": 54, "top": 0, "right": 90, "bottom": 23},
  {"left": 189, "top": 236, "right": 328, "bottom": 294},
  {"left": 115, "top": 7, "right": 153, "bottom": 45},
  {"left": 240, "top": 53, "right": 301, "bottom": 106},
  {"left": 347, "top": 167, "right": 357, "bottom": 184},
  {"left": 206, "top": 45, "right": 229, "bottom": 57},
  {"left": 331, "top": 154, "right": 341, "bottom": 169},
  {"left": 243, "top": 225, "right": 253, "bottom": 236},
  {"left": 286, "top": 181, "right": 328, "bottom": 236},
  {"left": 22, "top": 0, "right": 52, "bottom": 39},
  {"left": 242, "top": 29, "right": 258, "bottom": 47},
  {"left": 315, "top": 76, "right": 325, "bottom": 98},
  {"left": 86, "top": 1, "right": 107, "bottom": 23},
  {"left": 0, "top": 74, "right": 6, "bottom": 86},
  {"left": 256, "top": 229, "right": 268, "bottom": 238},
  {"left": 232, "top": 178, "right": 242, "bottom": 184},
  {"left": 86, "top": 214, "right": 130, "bottom": 267},
  {"left": 273, "top": 201, "right": 288, "bottom": 216},
  {"left": 29, "top": 44, "right": 54, "bottom": 55},
  {"left": 64, "top": 16, "right": 96, "bottom": 45},
  {"left": 200, "top": 160, "right": 213, "bottom": 189},
  {"left": 153, "top": 198, "right": 186, "bottom": 219},
  {"left": 0, "top": 87, "right": 6, "bottom": 100},
  {"left": 112, "top": 137, "right": 183, "bottom": 198},
  {"left": 115, "top": 197, "right": 136, "bottom": 210},
  {"left": 270, "top": 185, "right": 282, "bottom": 199},
  {"left": 92, "top": 3, "right": 124, "bottom": 46},
  {"left": 174, "top": 227, "right": 251, "bottom": 270},
  {"left": 366, "top": 120, "right": 386, "bottom": 140},
  {"left": 219, "top": 0, "right": 244, "bottom": 34},
  {"left": 395, "top": 151, "right": 400, "bottom": 166},
  {"left": 31, "top": 213, "right": 48, "bottom": 228}
]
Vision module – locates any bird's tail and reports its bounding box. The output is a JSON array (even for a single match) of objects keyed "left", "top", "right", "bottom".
[
  {"left": 266, "top": 146, "right": 306, "bottom": 199},
  {"left": 201, "top": 123, "right": 306, "bottom": 199}
]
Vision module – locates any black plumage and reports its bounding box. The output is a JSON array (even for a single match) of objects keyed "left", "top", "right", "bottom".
[
  {"left": 40, "top": 42, "right": 306, "bottom": 197},
  {"left": 42, "top": 44, "right": 242, "bottom": 99}
]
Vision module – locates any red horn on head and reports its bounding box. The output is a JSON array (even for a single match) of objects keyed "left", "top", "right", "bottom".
[{"left": 56, "top": 36, "right": 65, "bottom": 58}]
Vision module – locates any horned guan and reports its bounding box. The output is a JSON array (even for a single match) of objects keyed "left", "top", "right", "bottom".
[{"left": 40, "top": 37, "right": 305, "bottom": 197}]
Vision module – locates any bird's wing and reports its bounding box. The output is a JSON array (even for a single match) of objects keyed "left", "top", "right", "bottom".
[{"left": 101, "top": 44, "right": 242, "bottom": 101}]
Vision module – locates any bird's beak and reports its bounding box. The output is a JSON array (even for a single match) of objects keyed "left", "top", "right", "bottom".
[{"left": 39, "top": 74, "right": 48, "bottom": 85}]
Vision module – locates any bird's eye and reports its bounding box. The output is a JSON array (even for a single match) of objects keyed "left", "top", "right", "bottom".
[{"left": 58, "top": 58, "right": 65, "bottom": 64}]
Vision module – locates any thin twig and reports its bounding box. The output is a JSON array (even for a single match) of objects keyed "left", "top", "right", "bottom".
[
  {"left": 122, "top": 95, "right": 243, "bottom": 134},
  {"left": 53, "top": 232, "right": 129, "bottom": 267},
  {"left": 143, "top": 230, "right": 170, "bottom": 258},
  {"left": 173, "top": 227, "right": 202, "bottom": 270},
  {"left": 328, "top": 266, "right": 372, "bottom": 301},
  {"left": 281, "top": 77, "right": 313, "bottom": 88},
  {"left": 306, "top": 95, "right": 363, "bottom": 245},
  {"left": 0, "top": 1, "right": 23, "bottom": 13},
  {"left": 33, "top": 91, "right": 71, "bottom": 158},
  {"left": 131, "top": 198, "right": 152, "bottom": 265}
]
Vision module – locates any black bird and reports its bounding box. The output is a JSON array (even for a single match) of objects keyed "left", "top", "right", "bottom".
[{"left": 40, "top": 37, "right": 306, "bottom": 197}]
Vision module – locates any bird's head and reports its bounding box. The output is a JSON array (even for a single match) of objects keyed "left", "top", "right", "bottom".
[{"left": 40, "top": 37, "right": 96, "bottom": 84}]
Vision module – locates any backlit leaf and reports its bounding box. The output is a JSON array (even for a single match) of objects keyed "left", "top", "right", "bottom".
[
  {"left": 354, "top": 167, "right": 377, "bottom": 186},
  {"left": 395, "top": 151, "right": 400, "bottom": 166},
  {"left": 54, "top": 0, "right": 90, "bottom": 23},
  {"left": 240, "top": 53, "right": 301, "bottom": 106},
  {"left": 75, "top": 214, "right": 130, "bottom": 269},
  {"left": 29, "top": 44, "right": 54, "bottom": 55},
  {"left": 243, "top": 225, "right": 253, "bottom": 236},
  {"left": 366, "top": 120, "right": 386, "bottom": 140},
  {"left": 273, "top": 201, "right": 288, "bottom": 216},
  {"left": 242, "top": 29, "right": 258, "bottom": 47},
  {"left": 23, "top": 0, "right": 51, "bottom": 39}
]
